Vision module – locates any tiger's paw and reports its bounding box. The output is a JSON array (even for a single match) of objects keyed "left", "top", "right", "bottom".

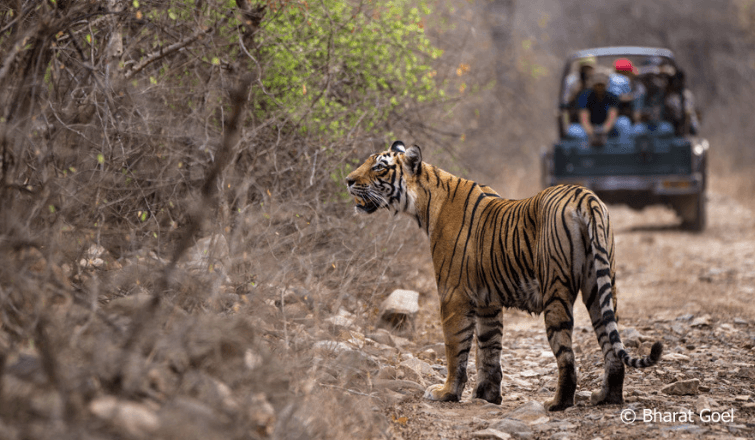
[
  {"left": 590, "top": 389, "right": 623, "bottom": 406},
  {"left": 544, "top": 398, "right": 574, "bottom": 412},
  {"left": 473, "top": 380, "right": 502, "bottom": 405},
  {"left": 423, "top": 384, "right": 460, "bottom": 402}
]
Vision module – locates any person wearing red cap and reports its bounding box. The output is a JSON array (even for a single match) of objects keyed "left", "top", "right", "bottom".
[
  {"left": 609, "top": 58, "right": 634, "bottom": 101},
  {"left": 615, "top": 58, "right": 636, "bottom": 74},
  {"left": 608, "top": 58, "right": 644, "bottom": 125},
  {"left": 607, "top": 58, "right": 637, "bottom": 139}
]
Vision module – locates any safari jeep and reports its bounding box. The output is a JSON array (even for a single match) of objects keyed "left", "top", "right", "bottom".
[{"left": 542, "top": 46, "right": 708, "bottom": 231}]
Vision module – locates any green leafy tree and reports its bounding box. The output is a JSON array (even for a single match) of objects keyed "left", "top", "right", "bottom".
[{"left": 254, "top": 1, "right": 441, "bottom": 138}]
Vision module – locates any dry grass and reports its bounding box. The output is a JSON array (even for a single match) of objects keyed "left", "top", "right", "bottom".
[{"left": 0, "top": 2, "right": 429, "bottom": 438}]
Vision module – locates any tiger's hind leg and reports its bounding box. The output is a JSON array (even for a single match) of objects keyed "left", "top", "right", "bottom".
[
  {"left": 473, "top": 307, "right": 503, "bottom": 404},
  {"left": 542, "top": 287, "right": 578, "bottom": 412},
  {"left": 424, "top": 294, "right": 474, "bottom": 402},
  {"left": 583, "top": 282, "right": 625, "bottom": 406}
]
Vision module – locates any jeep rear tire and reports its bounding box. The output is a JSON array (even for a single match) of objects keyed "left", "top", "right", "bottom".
[{"left": 678, "top": 192, "right": 706, "bottom": 232}]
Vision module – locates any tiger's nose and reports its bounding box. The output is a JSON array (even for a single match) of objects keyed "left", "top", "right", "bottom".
[{"left": 345, "top": 176, "right": 356, "bottom": 187}]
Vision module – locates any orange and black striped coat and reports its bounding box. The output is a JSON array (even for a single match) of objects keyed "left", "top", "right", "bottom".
[{"left": 346, "top": 141, "right": 662, "bottom": 410}]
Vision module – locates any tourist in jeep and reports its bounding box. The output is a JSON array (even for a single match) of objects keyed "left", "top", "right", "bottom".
[
  {"left": 665, "top": 69, "right": 700, "bottom": 135},
  {"left": 576, "top": 70, "right": 622, "bottom": 146},
  {"left": 561, "top": 55, "right": 597, "bottom": 134},
  {"left": 634, "top": 57, "right": 675, "bottom": 137},
  {"left": 609, "top": 58, "right": 642, "bottom": 121}
]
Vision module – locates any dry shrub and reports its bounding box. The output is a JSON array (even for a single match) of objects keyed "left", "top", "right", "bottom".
[
  {"left": 0, "top": 225, "right": 409, "bottom": 439},
  {"left": 0, "top": 1, "right": 446, "bottom": 438}
]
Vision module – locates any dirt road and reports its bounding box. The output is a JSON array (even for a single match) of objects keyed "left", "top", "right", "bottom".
[{"left": 384, "top": 191, "right": 755, "bottom": 439}]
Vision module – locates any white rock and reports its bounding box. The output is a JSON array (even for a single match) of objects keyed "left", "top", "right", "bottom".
[
  {"left": 79, "top": 244, "right": 107, "bottom": 268},
  {"left": 80, "top": 257, "right": 105, "bottom": 268},
  {"left": 400, "top": 352, "right": 414, "bottom": 361},
  {"left": 503, "top": 401, "right": 549, "bottom": 425},
  {"left": 690, "top": 315, "right": 711, "bottom": 328},
  {"left": 380, "top": 289, "right": 419, "bottom": 329},
  {"left": 400, "top": 357, "right": 436, "bottom": 377},
  {"left": 503, "top": 374, "right": 534, "bottom": 389},
  {"left": 372, "top": 379, "right": 425, "bottom": 393},
  {"left": 325, "top": 308, "right": 355, "bottom": 328},
  {"left": 471, "top": 428, "right": 512, "bottom": 439},
  {"left": 86, "top": 244, "right": 106, "bottom": 258},
  {"left": 89, "top": 396, "right": 160, "bottom": 437},
  {"left": 661, "top": 378, "right": 699, "bottom": 396},
  {"left": 491, "top": 418, "right": 532, "bottom": 437},
  {"left": 313, "top": 340, "right": 352, "bottom": 353},
  {"left": 670, "top": 323, "right": 686, "bottom": 334},
  {"left": 381, "top": 289, "right": 419, "bottom": 315},
  {"left": 663, "top": 352, "right": 690, "bottom": 361},
  {"left": 244, "top": 349, "right": 263, "bottom": 370},
  {"left": 212, "top": 378, "right": 239, "bottom": 412}
]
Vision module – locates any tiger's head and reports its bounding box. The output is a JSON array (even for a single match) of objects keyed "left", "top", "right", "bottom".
[{"left": 345, "top": 140, "right": 422, "bottom": 215}]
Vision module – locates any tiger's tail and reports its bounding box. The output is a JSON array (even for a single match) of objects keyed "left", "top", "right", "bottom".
[{"left": 587, "top": 198, "right": 663, "bottom": 368}]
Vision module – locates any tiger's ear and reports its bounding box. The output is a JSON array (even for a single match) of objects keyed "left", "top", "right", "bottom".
[
  {"left": 391, "top": 140, "right": 406, "bottom": 153},
  {"left": 404, "top": 144, "right": 422, "bottom": 176}
]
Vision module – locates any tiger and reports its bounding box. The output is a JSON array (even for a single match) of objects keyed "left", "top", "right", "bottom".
[{"left": 345, "top": 140, "right": 663, "bottom": 411}]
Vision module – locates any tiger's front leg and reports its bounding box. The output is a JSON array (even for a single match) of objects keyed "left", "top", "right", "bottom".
[{"left": 424, "top": 295, "right": 475, "bottom": 402}]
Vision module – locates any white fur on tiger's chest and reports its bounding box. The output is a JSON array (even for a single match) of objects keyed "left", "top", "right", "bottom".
[{"left": 404, "top": 186, "right": 418, "bottom": 216}]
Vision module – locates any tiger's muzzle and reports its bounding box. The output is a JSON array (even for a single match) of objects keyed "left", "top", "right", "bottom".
[
  {"left": 353, "top": 197, "right": 380, "bottom": 213},
  {"left": 346, "top": 178, "right": 383, "bottom": 214}
]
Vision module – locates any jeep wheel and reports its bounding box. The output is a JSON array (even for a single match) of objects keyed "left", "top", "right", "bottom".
[{"left": 678, "top": 192, "right": 706, "bottom": 232}]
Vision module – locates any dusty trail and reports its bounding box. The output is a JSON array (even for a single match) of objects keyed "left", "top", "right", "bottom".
[{"left": 386, "top": 192, "right": 755, "bottom": 439}]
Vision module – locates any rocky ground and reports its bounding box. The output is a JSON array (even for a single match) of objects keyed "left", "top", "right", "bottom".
[
  {"left": 357, "top": 192, "right": 755, "bottom": 439},
  {"left": 2, "top": 192, "right": 754, "bottom": 440}
]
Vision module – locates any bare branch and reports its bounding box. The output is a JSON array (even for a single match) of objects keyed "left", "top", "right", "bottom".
[
  {"left": 0, "top": 27, "right": 38, "bottom": 86},
  {"left": 115, "top": 76, "right": 251, "bottom": 380},
  {"left": 124, "top": 25, "right": 214, "bottom": 80}
]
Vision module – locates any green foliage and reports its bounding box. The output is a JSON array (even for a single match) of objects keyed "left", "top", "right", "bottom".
[{"left": 256, "top": 0, "right": 441, "bottom": 139}]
